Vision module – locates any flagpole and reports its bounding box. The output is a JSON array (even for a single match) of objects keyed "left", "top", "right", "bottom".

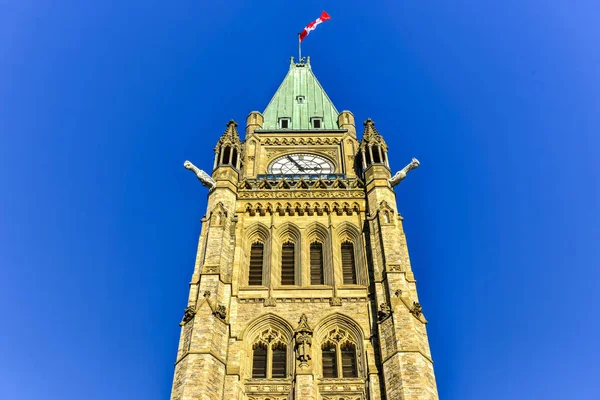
[{"left": 298, "top": 33, "right": 301, "bottom": 63}]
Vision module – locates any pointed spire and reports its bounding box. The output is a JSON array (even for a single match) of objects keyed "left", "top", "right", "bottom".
[
  {"left": 216, "top": 119, "right": 241, "bottom": 149},
  {"left": 361, "top": 118, "right": 387, "bottom": 149}
]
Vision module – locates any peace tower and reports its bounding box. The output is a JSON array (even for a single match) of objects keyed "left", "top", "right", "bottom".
[{"left": 171, "top": 58, "right": 439, "bottom": 400}]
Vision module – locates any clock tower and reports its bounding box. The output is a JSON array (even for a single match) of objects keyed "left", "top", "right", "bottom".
[{"left": 171, "top": 58, "right": 439, "bottom": 400}]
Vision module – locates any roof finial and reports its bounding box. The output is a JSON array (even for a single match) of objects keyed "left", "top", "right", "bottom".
[{"left": 290, "top": 56, "right": 295, "bottom": 64}]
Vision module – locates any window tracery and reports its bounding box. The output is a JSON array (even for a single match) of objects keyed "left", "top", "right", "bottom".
[{"left": 251, "top": 327, "right": 290, "bottom": 379}]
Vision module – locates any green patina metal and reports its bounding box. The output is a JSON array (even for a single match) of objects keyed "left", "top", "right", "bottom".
[{"left": 260, "top": 58, "right": 340, "bottom": 131}]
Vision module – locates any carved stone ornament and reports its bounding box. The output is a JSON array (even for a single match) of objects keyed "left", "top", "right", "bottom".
[
  {"left": 263, "top": 297, "right": 277, "bottom": 307},
  {"left": 180, "top": 305, "right": 196, "bottom": 326},
  {"left": 388, "top": 157, "right": 420, "bottom": 187},
  {"left": 213, "top": 304, "right": 227, "bottom": 321},
  {"left": 183, "top": 160, "right": 216, "bottom": 190},
  {"left": 411, "top": 302, "right": 423, "bottom": 318},
  {"left": 294, "top": 314, "right": 313, "bottom": 368},
  {"left": 377, "top": 303, "right": 392, "bottom": 322},
  {"left": 329, "top": 297, "right": 342, "bottom": 306}
]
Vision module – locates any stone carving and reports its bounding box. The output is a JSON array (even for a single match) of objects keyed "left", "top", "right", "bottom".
[
  {"left": 184, "top": 160, "right": 216, "bottom": 190},
  {"left": 244, "top": 200, "right": 361, "bottom": 216},
  {"left": 378, "top": 303, "right": 392, "bottom": 322},
  {"left": 202, "top": 265, "right": 219, "bottom": 274},
  {"left": 256, "top": 328, "right": 285, "bottom": 347},
  {"left": 263, "top": 137, "right": 340, "bottom": 145},
  {"left": 386, "top": 264, "right": 402, "bottom": 272},
  {"left": 329, "top": 297, "right": 342, "bottom": 306},
  {"left": 394, "top": 289, "right": 402, "bottom": 297},
  {"left": 294, "top": 314, "right": 313, "bottom": 368},
  {"left": 263, "top": 297, "right": 277, "bottom": 307},
  {"left": 326, "top": 328, "right": 349, "bottom": 343},
  {"left": 213, "top": 304, "right": 227, "bottom": 321},
  {"left": 411, "top": 302, "right": 423, "bottom": 318},
  {"left": 179, "top": 305, "right": 196, "bottom": 326},
  {"left": 388, "top": 157, "right": 420, "bottom": 187}
]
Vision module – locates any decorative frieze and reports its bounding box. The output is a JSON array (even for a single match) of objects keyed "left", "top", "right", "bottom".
[
  {"left": 242, "top": 200, "right": 363, "bottom": 216},
  {"left": 239, "top": 297, "right": 368, "bottom": 305}
]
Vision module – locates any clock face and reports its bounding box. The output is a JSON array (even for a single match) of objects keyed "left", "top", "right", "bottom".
[{"left": 269, "top": 153, "right": 334, "bottom": 175}]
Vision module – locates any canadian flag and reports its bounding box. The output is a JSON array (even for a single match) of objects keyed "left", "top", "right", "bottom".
[{"left": 299, "top": 11, "right": 331, "bottom": 42}]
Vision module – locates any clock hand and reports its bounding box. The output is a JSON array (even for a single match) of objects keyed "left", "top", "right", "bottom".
[{"left": 286, "top": 155, "right": 305, "bottom": 172}]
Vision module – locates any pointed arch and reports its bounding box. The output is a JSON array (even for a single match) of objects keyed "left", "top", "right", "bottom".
[
  {"left": 334, "top": 222, "right": 367, "bottom": 286},
  {"left": 241, "top": 313, "right": 294, "bottom": 380},
  {"left": 313, "top": 312, "right": 367, "bottom": 379},
  {"left": 274, "top": 222, "right": 302, "bottom": 286},
  {"left": 243, "top": 222, "right": 271, "bottom": 287},
  {"left": 305, "top": 222, "right": 333, "bottom": 286}
]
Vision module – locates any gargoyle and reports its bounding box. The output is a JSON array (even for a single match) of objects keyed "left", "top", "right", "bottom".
[
  {"left": 388, "top": 158, "right": 420, "bottom": 187},
  {"left": 179, "top": 306, "right": 196, "bottom": 326},
  {"left": 378, "top": 303, "right": 392, "bottom": 322},
  {"left": 184, "top": 160, "right": 216, "bottom": 190}
]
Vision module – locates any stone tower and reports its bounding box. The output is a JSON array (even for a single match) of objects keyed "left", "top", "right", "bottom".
[{"left": 172, "top": 58, "right": 439, "bottom": 400}]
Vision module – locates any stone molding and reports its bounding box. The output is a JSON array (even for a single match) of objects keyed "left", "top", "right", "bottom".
[{"left": 242, "top": 200, "right": 362, "bottom": 215}]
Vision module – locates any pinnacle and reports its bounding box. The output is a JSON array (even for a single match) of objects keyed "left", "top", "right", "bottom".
[
  {"left": 217, "top": 119, "right": 241, "bottom": 147},
  {"left": 361, "top": 118, "right": 386, "bottom": 147}
]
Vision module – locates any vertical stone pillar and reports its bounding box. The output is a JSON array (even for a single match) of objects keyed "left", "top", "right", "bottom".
[
  {"left": 364, "top": 164, "right": 439, "bottom": 400},
  {"left": 295, "top": 374, "right": 316, "bottom": 400},
  {"left": 339, "top": 111, "right": 358, "bottom": 178}
]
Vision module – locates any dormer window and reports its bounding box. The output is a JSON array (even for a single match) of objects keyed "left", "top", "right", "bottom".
[
  {"left": 311, "top": 117, "right": 323, "bottom": 129},
  {"left": 279, "top": 118, "right": 291, "bottom": 129},
  {"left": 296, "top": 95, "right": 305, "bottom": 104}
]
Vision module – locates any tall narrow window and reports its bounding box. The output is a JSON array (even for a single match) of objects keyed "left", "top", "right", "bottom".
[
  {"left": 252, "top": 344, "right": 267, "bottom": 378},
  {"left": 222, "top": 147, "right": 231, "bottom": 164},
  {"left": 322, "top": 344, "right": 338, "bottom": 378},
  {"left": 248, "top": 243, "right": 264, "bottom": 286},
  {"left": 341, "top": 242, "right": 357, "bottom": 284},
  {"left": 231, "top": 148, "right": 238, "bottom": 168},
  {"left": 341, "top": 343, "right": 358, "bottom": 378},
  {"left": 281, "top": 242, "right": 295, "bottom": 285},
  {"left": 372, "top": 145, "right": 382, "bottom": 163},
  {"left": 310, "top": 242, "right": 324, "bottom": 285},
  {"left": 271, "top": 344, "right": 287, "bottom": 378}
]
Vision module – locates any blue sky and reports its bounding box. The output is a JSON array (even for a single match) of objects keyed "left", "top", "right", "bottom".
[{"left": 1, "top": 1, "right": 599, "bottom": 399}]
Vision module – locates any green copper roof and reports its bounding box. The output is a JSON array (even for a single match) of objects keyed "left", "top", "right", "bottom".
[{"left": 261, "top": 58, "right": 340, "bottom": 131}]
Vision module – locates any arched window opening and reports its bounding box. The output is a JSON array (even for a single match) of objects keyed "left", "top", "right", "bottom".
[
  {"left": 248, "top": 242, "right": 264, "bottom": 286},
  {"left": 252, "top": 344, "right": 267, "bottom": 378},
  {"left": 365, "top": 148, "right": 372, "bottom": 165},
  {"left": 341, "top": 242, "right": 357, "bottom": 284},
  {"left": 231, "top": 148, "right": 238, "bottom": 168},
  {"left": 341, "top": 343, "right": 358, "bottom": 378},
  {"left": 281, "top": 242, "right": 295, "bottom": 285},
  {"left": 322, "top": 343, "right": 338, "bottom": 378},
  {"left": 383, "top": 211, "right": 390, "bottom": 224},
  {"left": 372, "top": 145, "right": 382, "bottom": 163},
  {"left": 222, "top": 147, "right": 231, "bottom": 165},
  {"left": 271, "top": 343, "right": 287, "bottom": 378},
  {"left": 310, "top": 242, "right": 324, "bottom": 285}
]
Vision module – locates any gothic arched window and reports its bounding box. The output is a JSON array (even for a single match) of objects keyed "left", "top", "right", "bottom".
[
  {"left": 320, "top": 328, "right": 360, "bottom": 379},
  {"left": 271, "top": 343, "right": 287, "bottom": 378},
  {"left": 252, "top": 343, "right": 267, "bottom": 378},
  {"left": 250, "top": 327, "right": 290, "bottom": 380},
  {"left": 281, "top": 242, "right": 295, "bottom": 285},
  {"left": 372, "top": 145, "right": 382, "bottom": 163},
  {"left": 341, "top": 342, "right": 358, "bottom": 378},
  {"left": 321, "top": 342, "right": 338, "bottom": 378},
  {"left": 310, "top": 242, "right": 324, "bottom": 285},
  {"left": 248, "top": 242, "right": 264, "bottom": 286},
  {"left": 341, "top": 241, "right": 357, "bottom": 284}
]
